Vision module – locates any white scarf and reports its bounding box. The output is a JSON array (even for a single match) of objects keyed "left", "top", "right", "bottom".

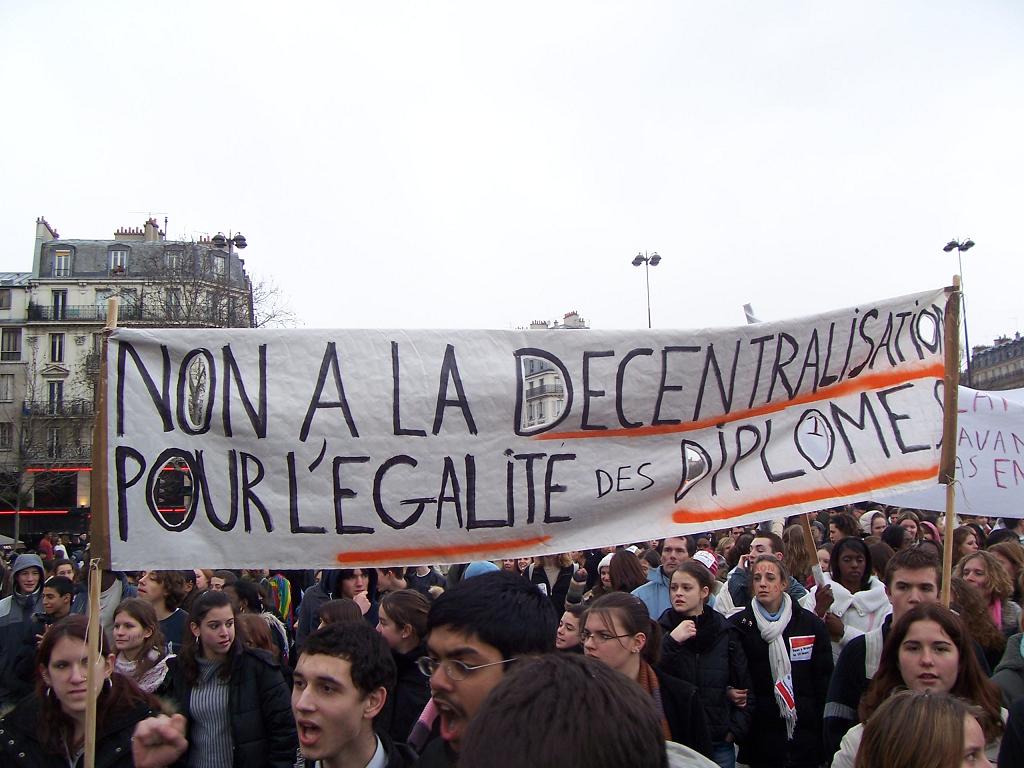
[{"left": 752, "top": 592, "right": 797, "bottom": 739}]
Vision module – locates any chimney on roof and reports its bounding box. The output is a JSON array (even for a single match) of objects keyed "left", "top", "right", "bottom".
[
  {"left": 33, "top": 216, "right": 58, "bottom": 276},
  {"left": 144, "top": 218, "right": 165, "bottom": 242}
]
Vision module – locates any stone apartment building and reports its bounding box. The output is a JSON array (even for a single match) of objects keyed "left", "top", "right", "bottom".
[
  {"left": 521, "top": 310, "right": 588, "bottom": 431},
  {"left": 0, "top": 216, "right": 253, "bottom": 535}
]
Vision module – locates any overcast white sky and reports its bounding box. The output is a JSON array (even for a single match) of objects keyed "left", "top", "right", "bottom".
[{"left": 1, "top": 1, "right": 1021, "bottom": 346}]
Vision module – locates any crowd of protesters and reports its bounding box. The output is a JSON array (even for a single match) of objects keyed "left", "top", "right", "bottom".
[{"left": 1, "top": 508, "right": 1024, "bottom": 766}]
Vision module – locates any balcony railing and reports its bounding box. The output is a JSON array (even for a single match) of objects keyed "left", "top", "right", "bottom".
[
  {"left": 27, "top": 302, "right": 250, "bottom": 327},
  {"left": 525, "top": 384, "right": 564, "bottom": 400},
  {"left": 23, "top": 399, "right": 95, "bottom": 418}
]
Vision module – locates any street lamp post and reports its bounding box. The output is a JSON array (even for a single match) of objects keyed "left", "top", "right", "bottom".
[
  {"left": 943, "top": 238, "right": 975, "bottom": 386},
  {"left": 631, "top": 251, "right": 661, "bottom": 328},
  {"left": 211, "top": 231, "right": 247, "bottom": 327}
]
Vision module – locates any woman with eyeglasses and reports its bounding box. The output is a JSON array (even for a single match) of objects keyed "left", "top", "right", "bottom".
[
  {"left": 729, "top": 555, "right": 832, "bottom": 768},
  {"left": 581, "top": 592, "right": 713, "bottom": 757}
]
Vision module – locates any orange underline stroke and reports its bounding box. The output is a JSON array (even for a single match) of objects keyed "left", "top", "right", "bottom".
[
  {"left": 671, "top": 465, "right": 939, "bottom": 524},
  {"left": 335, "top": 535, "right": 552, "bottom": 564},
  {"left": 535, "top": 361, "right": 944, "bottom": 441}
]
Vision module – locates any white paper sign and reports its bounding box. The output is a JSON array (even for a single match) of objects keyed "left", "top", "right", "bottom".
[{"left": 104, "top": 288, "right": 949, "bottom": 568}]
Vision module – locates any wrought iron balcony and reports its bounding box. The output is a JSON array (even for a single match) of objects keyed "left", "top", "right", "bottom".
[
  {"left": 23, "top": 399, "right": 95, "bottom": 418},
  {"left": 525, "top": 383, "right": 565, "bottom": 400}
]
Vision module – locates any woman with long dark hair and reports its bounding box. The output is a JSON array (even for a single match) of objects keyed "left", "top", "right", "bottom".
[
  {"left": 0, "top": 615, "right": 159, "bottom": 766},
  {"left": 583, "top": 591, "right": 713, "bottom": 757},
  {"left": 831, "top": 602, "right": 1004, "bottom": 768},
  {"left": 159, "top": 590, "right": 296, "bottom": 768},
  {"left": 801, "top": 537, "right": 890, "bottom": 661},
  {"left": 112, "top": 598, "right": 171, "bottom": 693},
  {"left": 729, "top": 556, "right": 832, "bottom": 768}
]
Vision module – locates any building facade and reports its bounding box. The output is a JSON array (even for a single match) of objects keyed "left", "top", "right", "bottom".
[
  {"left": 521, "top": 311, "right": 588, "bottom": 431},
  {"left": 0, "top": 217, "right": 253, "bottom": 536},
  {"left": 969, "top": 334, "right": 1024, "bottom": 390}
]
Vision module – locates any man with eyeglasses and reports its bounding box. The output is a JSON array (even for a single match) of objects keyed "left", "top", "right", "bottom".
[{"left": 416, "top": 570, "right": 558, "bottom": 767}]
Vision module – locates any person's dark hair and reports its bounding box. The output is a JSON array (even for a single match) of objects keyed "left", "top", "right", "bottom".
[
  {"left": 830, "top": 537, "right": 872, "bottom": 590},
  {"left": 916, "top": 539, "right": 942, "bottom": 560},
  {"left": 641, "top": 549, "right": 661, "bottom": 570},
  {"left": 1002, "top": 517, "right": 1024, "bottom": 532},
  {"left": 725, "top": 533, "right": 754, "bottom": 570},
  {"left": 50, "top": 558, "right": 78, "bottom": 581},
  {"left": 112, "top": 598, "right": 167, "bottom": 679},
  {"left": 829, "top": 513, "right": 859, "bottom": 539},
  {"left": 752, "top": 531, "right": 785, "bottom": 554},
  {"left": 317, "top": 598, "right": 363, "bottom": 626},
  {"left": 145, "top": 570, "right": 188, "bottom": 610},
  {"left": 226, "top": 578, "right": 264, "bottom": 613},
  {"left": 585, "top": 592, "right": 662, "bottom": 665},
  {"left": 881, "top": 524, "right": 908, "bottom": 552},
  {"left": 43, "top": 575, "right": 75, "bottom": 599},
  {"left": 867, "top": 542, "right": 895, "bottom": 580},
  {"left": 673, "top": 561, "right": 714, "bottom": 602},
  {"left": 427, "top": 571, "right": 557, "bottom": 660},
  {"left": 380, "top": 589, "right": 430, "bottom": 641},
  {"left": 178, "top": 590, "right": 245, "bottom": 684},
  {"left": 238, "top": 613, "right": 278, "bottom": 661},
  {"left": 563, "top": 603, "right": 585, "bottom": 621},
  {"left": 301, "top": 621, "right": 396, "bottom": 698},
  {"left": 212, "top": 569, "right": 238, "bottom": 587},
  {"left": 860, "top": 603, "right": 1002, "bottom": 741},
  {"left": 36, "top": 615, "right": 159, "bottom": 756},
  {"left": 985, "top": 528, "right": 1021, "bottom": 548},
  {"left": 609, "top": 551, "right": 647, "bottom": 593},
  {"left": 884, "top": 545, "right": 941, "bottom": 589},
  {"left": 333, "top": 568, "right": 377, "bottom": 599},
  {"left": 658, "top": 536, "right": 693, "bottom": 556},
  {"left": 460, "top": 653, "right": 669, "bottom": 768}
]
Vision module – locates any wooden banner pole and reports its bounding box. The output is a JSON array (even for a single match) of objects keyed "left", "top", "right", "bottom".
[
  {"left": 798, "top": 513, "right": 826, "bottom": 587},
  {"left": 940, "top": 278, "right": 962, "bottom": 609},
  {"left": 85, "top": 297, "right": 118, "bottom": 768}
]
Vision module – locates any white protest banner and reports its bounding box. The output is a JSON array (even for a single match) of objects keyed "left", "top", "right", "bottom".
[
  {"left": 876, "top": 387, "right": 1024, "bottom": 517},
  {"left": 103, "top": 287, "right": 950, "bottom": 569}
]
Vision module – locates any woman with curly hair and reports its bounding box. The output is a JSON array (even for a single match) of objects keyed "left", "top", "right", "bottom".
[
  {"left": 137, "top": 569, "right": 189, "bottom": 654},
  {"left": 989, "top": 540, "right": 1024, "bottom": 605},
  {"left": 957, "top": 550, "right": 1022, "bottom": 639},
  {"left": 832, "top": 603, "right": 1004, "bottom": 768}
]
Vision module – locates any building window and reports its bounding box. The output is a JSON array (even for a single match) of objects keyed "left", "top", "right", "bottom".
[
  {"left": 53, "top": 250, "right": 71, "bottom": 277},
  {"left": 0, "top": 289, "right": 10, "bottom": 310},
  {"left": 0, "top": 374, "right": 12, "bottom": 402},
  {"left": 167, "top": 288, "right": 182, "bottom": 319},
  {"left": 213, "top": 254, "right": 226, "bottom": 277},
  {"left": 1, "top": 328, "right": 21, "bottom": 361},
  {"left": 52, "top": 290, "right": 67, "bottom": 320},
  {"left": 109, "top": 249, "right": 128, "bottom": 273},
  {"left": 527, "top": 403, "right": 535, "bottom": 421},
  {"left": 47, "top": 426, "right": 61, "bottom": 458},
  {"left": 50, "top": 333, "right": 65, "bottom": 363},
  {"left": 0, "top": 423, "right": 11, "bottom": 450},
  {"left": 537, "top": 401, "right": 545, "bottom": 421},
  {"left": 48, "top": 381, "right": 63, "bottom": 415},
  {"left": 164, "top": 249, "right": 182, "bottom": 270}
]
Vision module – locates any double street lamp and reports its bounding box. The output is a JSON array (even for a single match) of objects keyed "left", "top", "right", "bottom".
[
  {"left": 631, "top": 251, "right": 661, "bottom": 328},
  {"left": 211, "top": 231, "right": 249, "bottom": 327},
  {"left": 943, "top": 238, "right": 975, "bottom": 386}
]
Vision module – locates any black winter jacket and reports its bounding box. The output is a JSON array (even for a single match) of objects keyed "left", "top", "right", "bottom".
[
  {"left": 377, "top": 642, "right": 430, "bottom": 744},
  {"left": 654, "top": 667, "right": 714, "bottom": 757},
  {"left": 528, "top": 563, "right": 575, "bottom": 613},
  {"left": 160, "top": 648, "right": 297, "bottom": 768},
  {"left": 730, "top": 603, "right": 832, "bottom": 768},
  {"left": 0, "top": 694, "right": 155, "bottom": 768},
  {"left": 658, "top": 607, "right": 754, "bottom": 742}
]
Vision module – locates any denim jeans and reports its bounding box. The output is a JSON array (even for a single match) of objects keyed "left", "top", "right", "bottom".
[{"left": 712, "top": 741, "right": 737, "bottom": 768}]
